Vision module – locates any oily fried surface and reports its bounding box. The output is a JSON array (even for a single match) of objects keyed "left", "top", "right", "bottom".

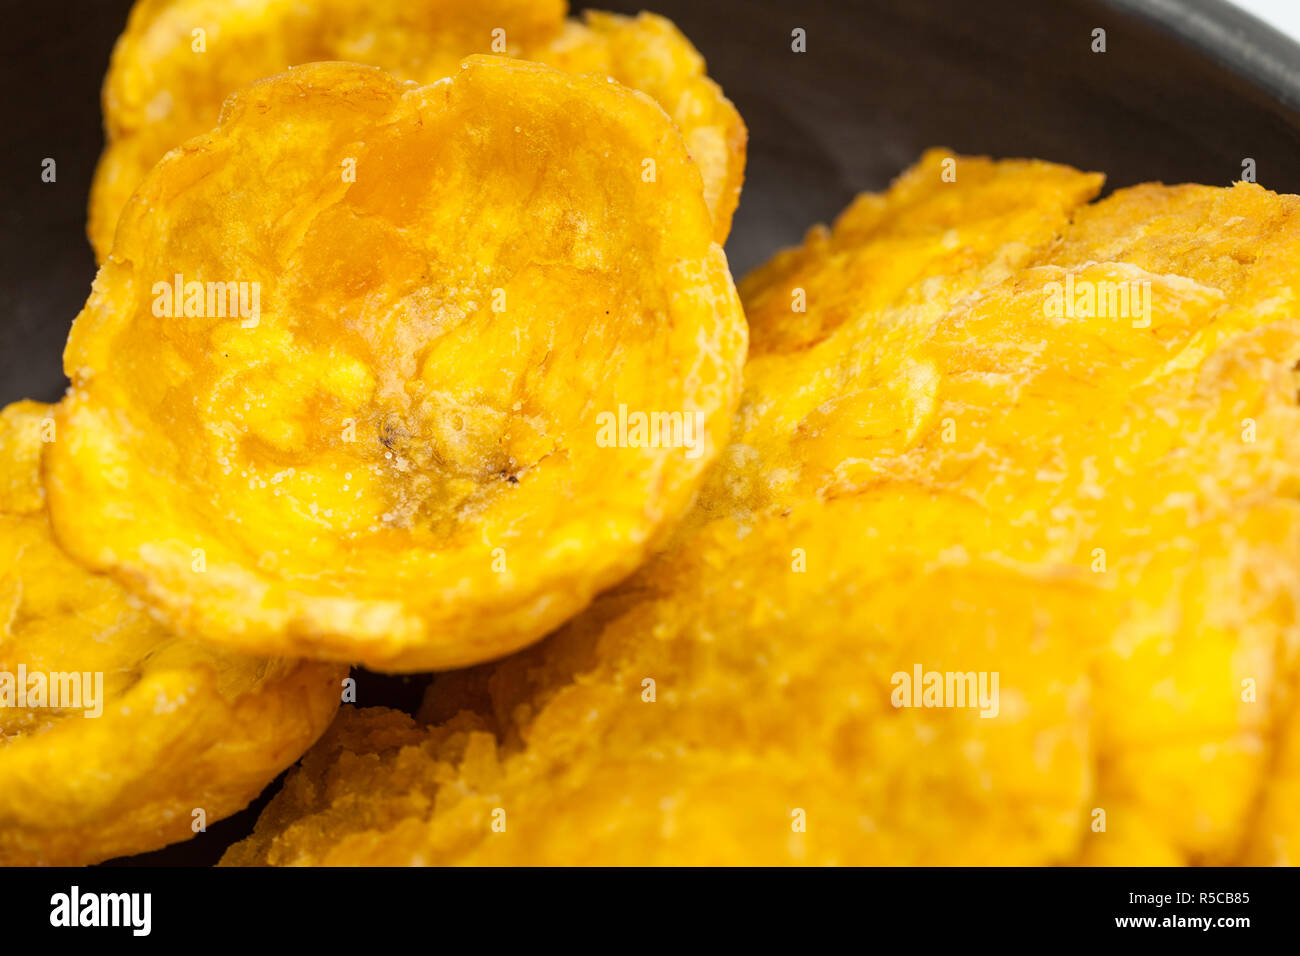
[
  {"left": 0, "top": 402, "right": 343, "bottom": 866},
  {"left": 51, "top": 59, "right": 746, "bottom": 672},
  {"left": 224, "top": 154, "right": 1300, "bottom": 865},
  {"left": 89, "top": 0, "right": 744, "bottom": 259}
]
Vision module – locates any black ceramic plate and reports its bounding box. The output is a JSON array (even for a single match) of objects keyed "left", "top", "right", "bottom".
[{"left": 4, "top": 0, "right": 1300, "bottom": 865}]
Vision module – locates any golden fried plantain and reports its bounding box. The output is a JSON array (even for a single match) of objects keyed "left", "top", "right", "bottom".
[
  {"left": 51, "top": 58, "right": 746, "bottom": 672},
  {"left": 0, "top": 401, "right": 344, "bottom": 866},
  {"left": 223, "top": 156, "right": 1300, "bottom": 865},
  {"left": 223, "top": 498, "right": 1099, "bottom": 866},
  {"left": 89, "top": 0, "right": 744, "bottom": 260}
]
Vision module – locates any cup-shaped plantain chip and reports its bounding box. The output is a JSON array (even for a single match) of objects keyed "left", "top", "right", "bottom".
[
  {"left": 89, "top": 0, "right": 744, "bottom": 260},
  {"left": 49, "top": 58, "right": 746, "bottom": 673},
  {"left": 224, "top": 156, "right": 1300, "bottom": 865},
  {"left": 0, "top": 401, "right": 344, "bottom": 866}
]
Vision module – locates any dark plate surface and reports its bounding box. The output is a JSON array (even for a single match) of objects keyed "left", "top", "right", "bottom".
[{"left": 3, "top": 0, "right": 1300, "bottom": 864}]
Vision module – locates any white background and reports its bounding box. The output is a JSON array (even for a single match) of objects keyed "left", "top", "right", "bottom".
[{"left": 1229, "top": 0, "right": 1300, "bottom": 41}]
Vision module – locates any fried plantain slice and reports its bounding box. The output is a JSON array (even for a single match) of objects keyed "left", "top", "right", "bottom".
[
  {"left": 223, "top": 497, "right": 1099, "bottom": 866},
  {"left": 223, "top": 157, "right": 1300, "bottom": 865},
  {"left": 0, "top": 401, "right": 343, "bottom": 866},
  {"left": 50, "top": 58, "right": 746, "bottom": 673},
  {"left": 89, "top": 0, "right": 744, "bottom": 260}
]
